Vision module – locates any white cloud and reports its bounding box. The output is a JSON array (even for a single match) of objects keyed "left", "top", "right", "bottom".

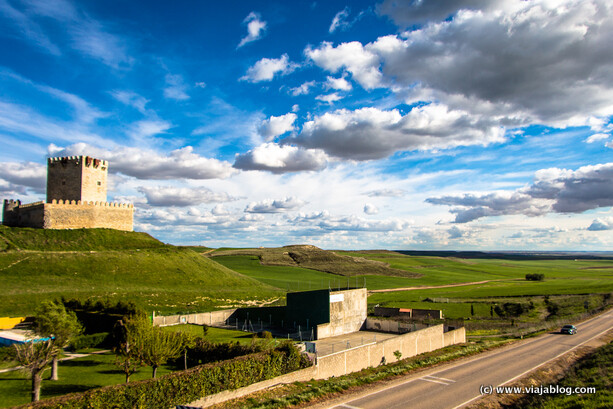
[
  {"left": 49, "top": 143, "right": 237, "bottom": 180},
  {"left": 238, "top": 12, "right": 267, "bottom": 48},
  {"left": 289, "top": 81, "right": 316, "bottom": 96},
  {"left": 363, "top": 203, "right": 378, "bottom": 215},
  {"left": 427, "top": 162, "right": 613, "bottom": 222},
  {"left": 315, "top": 93, "right": 343, "bottom": 104},
  {"left": 234, "top": 143, "right": 327, "bottom": 174},
  {"left": 366, "top": 189, "right": 406, "bottom": 197},
  {"left": 325, "top": 75, "right": 352, "bottom": 91},
  {"left": 257, "top": 113, "right": 297, "bottom": 140},
  {"left": 164, "top": 74, "right": 190, "bottom": 101},
  {"left": 0, "top": 0, "right": 61, "bottom": 55},
  {"left": 377, "top": 0, "right": 497, "bottom": 27},
  {"left": 329, "top": 7, "right": 350, "bottom": 33},
  {"left": 585, "top": 133, "right": 610, "bottom": 143},
  {"left": 195, "top": 82, "right": 206, "bottom": 88},
  {"left": 290, "top": 105, "right": 505, "bottom": 160},
  {"left": 305, "top": 41, "right": 382, "bottom": 89},
  {"left": 241, "top": 54, "right": 298, "bottom": 82},
  {"left": 587, "top": 217, "right": 613, "bottom": 231},
  {"left": 245, "top": 197, "right": 305, "bottom": 213},
  {"left": 138, "top": 186, "right": 235, "bottom": 206},
  {"left": 0, "top": 161, "right": 46, "bottom": 196}
]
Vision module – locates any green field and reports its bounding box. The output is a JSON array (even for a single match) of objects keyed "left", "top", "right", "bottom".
[
  {"left": 162, "top": 325, "right": 255, "bottom": 344},
  {"left": 0, "top": 227, "right": 281, "bottom": 316}
]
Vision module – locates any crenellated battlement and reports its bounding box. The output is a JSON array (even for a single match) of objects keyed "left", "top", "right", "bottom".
[
  {"left": 47, "top": 156, "right": 108, "bottom": 168},
  {"left": 48, "top": 199, "right": 133, "bottom": 208}
]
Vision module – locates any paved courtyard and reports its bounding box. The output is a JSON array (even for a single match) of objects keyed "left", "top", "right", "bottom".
[{"left": 312, "top": 330, "right": 398, "bottom": 356}]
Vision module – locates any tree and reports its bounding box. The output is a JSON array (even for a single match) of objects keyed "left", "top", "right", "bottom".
[
  {"left": 141, "top": 327, "right": 182, "bottom": 378},
  {"left": 176, "top": 331, "right": 197, "bottom": 370},
  {"left": 35, "top": 301, "right": 82, "bottom": 381},
  {"left": 13, "top": 340, "right": 55, "bottom": 402},
  {"left": 113, "top": 317, "right": 148, "bottom": 383},
  {"left": 470, "top": 304, "right": 474, "bottom": 316},
  {"left": 393, "top": 350, "right": 402, "bottom": 361}
]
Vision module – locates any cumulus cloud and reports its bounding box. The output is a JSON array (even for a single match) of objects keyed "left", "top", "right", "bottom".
[
  {"left": 257, "top": 113, "right": 297, "bottom": 140},
  {"left": 0, "top": 161, "right": 46, "bottom": 196},
  {"left": 288, "top": 106, "right": 505, "bottom": 160},
  {"left": 427, "top": 162, "right": 613, "bottom": 222},
  {"left": 238, "top": 12, "right": 267, "bottom": 48},
  {"left": 305, "top": 41, "right": 382, "bottom": 89},
  {"left": 325, "top": 75, "right": 352, "bottom": 91},
  {"left": 315, "top": 93, "right": 343, "bottom": 104},
  {"left": 138, "top": 186, "right": 235, "bottom": 207},
  {"left": 234, "top": 143, "right": 327, "bottom": 174},
  {"left": 363, "top": 203, "right": 378, "bottom": 215},
  {"left": 163, "top": 74, "right": 189, "bottom": 101},
  {"left": 289, "top": 81, "right": 316, "bottom": 96},
  {"left": 585, "top": 133, "right": 610, "bottom": 144},
  {"left": 310, "top": 1, "right": 613, "bottom": 128},
  {"left": 137, "top": 207, "right": 235, "bottom": 227},
  {"left": 448, "top": 226, "right": 464, "bottom": 239},
  {"left": 317, "top": 215, "right": 411, "bottom": 232},
  {"left": 49, "top": 143, "right": 237, "bottom": 180},
  {"left": 377, "top": 0, "right": 496, "bottom": 27},
  {"left": 241, "top": 54, "right": 298, "bottom": 82},
  {"left": 587, "top": 217, "right": 613, "bottom": 231},
  {"left": 244, "top": 197, "right": 305, "bottom": 213}
]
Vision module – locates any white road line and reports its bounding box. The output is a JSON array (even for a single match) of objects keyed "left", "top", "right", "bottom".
[
  {"left": 451, "top": 323, "right": 613, "bottom": 409},
  {"left": 338, "top": 404, "right": 363, "bottom": 409},
  {"left": 419, "top": 377, "right": 452, "bottom": 385},
  {"left": 423, "top": 375, "right": 456, "bottom": 383}
]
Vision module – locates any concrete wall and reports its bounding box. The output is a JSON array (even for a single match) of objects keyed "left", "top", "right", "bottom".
[
  {"left": 373, "top": 306, "right": 443, "bottom": 319},
  {"left": 315, "top": 325, "right": 465, "bottom": 379},
  {"left": 152, "top": 309, "right": 237, "bottom": 327},
  {"left": 365, "top": 318, "right": 428, "bottom": 333},
  {"left": 317, "top": 288, "right": 367, "bottom": 339}
]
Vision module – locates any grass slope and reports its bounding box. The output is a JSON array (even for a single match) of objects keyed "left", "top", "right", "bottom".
[
  {"left": 211, "top": 245, "right": 420, "bottom": 278},
  {"left": 0, "top": 227, "right": 280, "bottom": 316}
]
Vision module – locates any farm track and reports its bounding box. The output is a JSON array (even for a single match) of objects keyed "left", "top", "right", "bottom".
[{"left": 368, "top": 279, "right": 515, "bottom": 293}]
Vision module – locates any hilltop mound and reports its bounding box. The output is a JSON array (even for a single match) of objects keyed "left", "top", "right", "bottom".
[
  {"left": 211, "top": 245, "right": 421, "bottom": 278},
  {"left": 0, "top": 225, "right": 166, "bottom": 251},
  {"left": 0, "top": 227, "right": 279, "bottom": 316}
]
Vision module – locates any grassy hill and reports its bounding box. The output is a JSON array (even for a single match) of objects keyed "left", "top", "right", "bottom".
[
  {"left": 210, "top": 245, "right": 421, "bottom": 278},
  {"left": 0, "top": 227, "right": 280, "bottom": 316}
]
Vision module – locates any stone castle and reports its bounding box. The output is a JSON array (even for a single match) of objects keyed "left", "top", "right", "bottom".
[{"left": 3, "top": 156, "right": 133, "bottom": 231}]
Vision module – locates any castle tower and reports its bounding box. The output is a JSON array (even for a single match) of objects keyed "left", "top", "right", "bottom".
[{"left": 46, "top": 156, "right": 108, "bottom": 203}]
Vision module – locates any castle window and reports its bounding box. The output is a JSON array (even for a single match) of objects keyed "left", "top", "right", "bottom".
[{"left": 97, "top": 181, "right": 101, "bottom": 186}]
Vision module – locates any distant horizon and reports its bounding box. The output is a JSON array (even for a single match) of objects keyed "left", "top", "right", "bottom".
[{"left": 1, "top": 0, "right": 611, "bottom": 251}]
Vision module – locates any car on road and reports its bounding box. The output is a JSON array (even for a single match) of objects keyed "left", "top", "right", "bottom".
[{"left": 561, "top": 324, "right": 577, "bottom": 335}]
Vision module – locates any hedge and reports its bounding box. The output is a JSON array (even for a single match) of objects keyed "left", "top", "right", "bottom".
[
  {"left": 68, "top": 332, "right": 111, "bottom": 351},
  {"left": 16, "top": 342, "right": 310, "bottom": 409}
]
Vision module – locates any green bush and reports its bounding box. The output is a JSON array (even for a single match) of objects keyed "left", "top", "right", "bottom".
[
  {"left": 15, "top": 342, "right": 310, "bottom": 409},
  {"left": 525, "top": 273, "right": 545, "bottom": 281},
  {"left": 0, "top": 345, "right": 16, "bottom": 362},
  {"left": 171, "top": 338, "right": 263, "bottom": 368},
  {"left": 69, "top": 332, "right": 111, "bottom": 351}
]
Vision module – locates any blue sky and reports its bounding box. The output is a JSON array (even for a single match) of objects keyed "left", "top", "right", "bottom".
[{"left": 1, "top": 0, "right": 612, "bottom": 250}]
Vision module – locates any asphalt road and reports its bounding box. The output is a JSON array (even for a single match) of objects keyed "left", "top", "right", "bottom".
[{"left": 312, "top": 311, "right": 613, "bottom": 409}]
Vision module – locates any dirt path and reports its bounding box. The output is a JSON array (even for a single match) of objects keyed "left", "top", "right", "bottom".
[{"left": 368, "top": 280, "right": 495, "bottom": 293}]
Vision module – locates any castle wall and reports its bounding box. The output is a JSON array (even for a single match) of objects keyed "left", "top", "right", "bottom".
[
  {"left": 44, "top": 201, "right": 133, "bottom": 231},
  {"left": 2, "top": 201, "right": 133, "bottom": 231}
]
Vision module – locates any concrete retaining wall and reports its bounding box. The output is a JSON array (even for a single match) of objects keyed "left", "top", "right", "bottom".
[
  {"left": 188, "top": 366, "right": 318, "bottom": 408},
  {"left": 152, "top": 309, "right": 237, "bottom": 327},
  {"left": 183, "top": 325, "right": 466, "bottom": 408},
  {"left": 315, "top": 325, "right": 465, "bottom": 379},
  {"left": 365, "top": 318, "right": 429, "bottom": 333}
]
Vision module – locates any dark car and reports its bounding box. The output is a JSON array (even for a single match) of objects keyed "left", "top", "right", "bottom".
[{"left": 561, "top": 324, "right": 577, "bottom": 335}]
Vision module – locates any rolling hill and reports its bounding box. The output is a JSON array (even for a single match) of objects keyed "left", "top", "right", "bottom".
[{"left": 0, "top": 226, "right": 280, "bottom": 316}]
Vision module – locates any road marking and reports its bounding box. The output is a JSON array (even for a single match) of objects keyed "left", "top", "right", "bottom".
[
  {"left": 419, "top": 375, "right": 456, "bottom": 385},
  {"left": 338, "top": 405, "right": 363, "bottom": 409},
  {"left": 451, "top": 321, "right": 613, "bottom": 409}
]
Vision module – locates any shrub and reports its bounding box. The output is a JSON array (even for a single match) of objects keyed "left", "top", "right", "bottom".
[
  {"left": 0, "top": 345, "right": 16, "bottom": 362},
  {"left": 69, "top": 333, "right": 111, "bottom": 351},
  {"left": 15, "top": 343, "right": 311, "bottom": 409},
  {"left": 525, "top": 273, "right": 545, "bottom": 281}
]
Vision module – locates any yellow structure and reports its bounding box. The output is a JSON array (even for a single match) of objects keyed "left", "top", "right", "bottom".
[{"left": 0, "top": 317, "right": 25, "bottom": 330}]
